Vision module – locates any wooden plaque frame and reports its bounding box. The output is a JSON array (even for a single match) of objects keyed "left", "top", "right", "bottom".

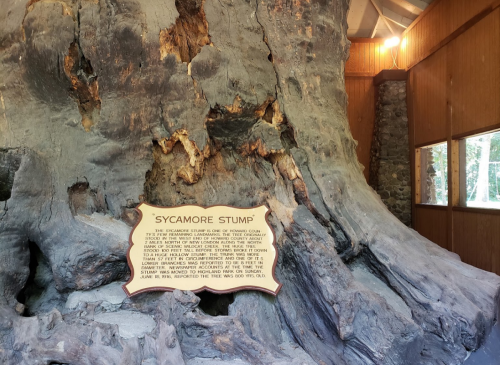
[{"left": 123, "top": 203, "right": 282, "bottom": 297}]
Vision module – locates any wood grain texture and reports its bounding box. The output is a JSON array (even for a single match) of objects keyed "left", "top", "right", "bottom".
[
  {"left": 399, "top": 0, "right": 499, "bottom": 70},
  {"left": 415, "top": 205, "right": 448, "bottom": 249},
  {"left": 449, "top": 9, "right": 500, "bottom": 137},
  {"left": 345, "top": 39, "right": 394, "bottom": 76},
  {"left": 345, "top": 76, "right": 375, "bottom": 182},
  {"left": 409, "top": 46, "right": 447, "bottom": 146},
  {"left": 408, "top": 6, "right": 500, "bottom": 276},
  {"left": 453, "top": 210, "right": 500, "bottom": 275}
]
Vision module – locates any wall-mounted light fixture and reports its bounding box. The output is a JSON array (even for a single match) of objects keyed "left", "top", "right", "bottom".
[
  {"left": 384, "top": 36, "right": 400, "bottom": 49},
  {"left": 384, "top": 36, "right": 400, "bottom": 69}
]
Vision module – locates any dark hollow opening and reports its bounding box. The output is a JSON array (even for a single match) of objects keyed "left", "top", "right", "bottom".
[
  {"left": 197, "top": 291, "right": 234, "bottom": 316},
  {"left": 16, "top": 241, "right": 58, "bottom": 317},
  {"left": 16, "top": 241, "right": 41, "bottom": 311},
  {"left": 0, "top": 150, "right": 22, "bottom": 201}
]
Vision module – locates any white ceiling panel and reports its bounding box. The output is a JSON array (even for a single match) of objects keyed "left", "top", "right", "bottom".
[{"left": 347, "top": 0, "right": 433, "bottom": 38}]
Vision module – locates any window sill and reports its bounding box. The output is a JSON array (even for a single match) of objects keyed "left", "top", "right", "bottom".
[
  {"left": 452, "top": 206, "right": 500, "bottom": 216},
  {"left": 415, "top": 204, "right": 447, "bottom": 210}
]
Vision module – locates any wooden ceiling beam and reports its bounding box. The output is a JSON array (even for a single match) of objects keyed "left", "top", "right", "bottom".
[
  {"left": 368, "top": 0, "right": 395, "bottom": 36},
  {"left": 383, "top": 7, "right": 413, "bottom": 28},
  {"left": 401, "top": 0, "right": 429, "bottom": 11},
  {"left": 371, "top": 15, "right": 380, "bottom": 38}
]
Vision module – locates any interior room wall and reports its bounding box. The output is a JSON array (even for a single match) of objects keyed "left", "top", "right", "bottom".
[
  {"left": 405, "top": 0, "right": 500, "bottom": 274},
  {"left": 345, "top": 38, "right": 394, "bottom": 182}
]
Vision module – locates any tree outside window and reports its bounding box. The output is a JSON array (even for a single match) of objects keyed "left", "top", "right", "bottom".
[
  {"left": 419, "top": 142, "right": 448, "bottom": 206},
  {"left": 465, "top": 130, "right": 500, "bottom": 209}
]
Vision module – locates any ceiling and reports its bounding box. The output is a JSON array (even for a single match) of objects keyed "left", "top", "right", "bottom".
[{"left": 347, "top": 0, "right": 435, "bottom": 38}]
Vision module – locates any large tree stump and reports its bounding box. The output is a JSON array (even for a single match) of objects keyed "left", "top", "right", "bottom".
[{"left": 0, "top": 0, "right": 499, "bottom": 364}]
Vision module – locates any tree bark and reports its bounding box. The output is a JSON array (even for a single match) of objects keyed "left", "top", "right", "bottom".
[{"left": 0, "top": 0, "right": 499, "bottom": 364}]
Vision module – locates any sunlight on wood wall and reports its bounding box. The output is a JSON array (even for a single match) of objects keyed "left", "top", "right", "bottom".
[
  {"left": 345, "top": 39, "right": 394, "bottom": 76},
  {"left": 399, "top": 0, "right": 498, "bottom": 70},
  {"left": 406, "top": 0, "right": 500, "bottom": 275}
]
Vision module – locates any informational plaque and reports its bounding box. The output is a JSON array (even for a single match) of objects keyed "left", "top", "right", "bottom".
[{"left": 123, "top": 203, "right": 282, "bottom": 297}]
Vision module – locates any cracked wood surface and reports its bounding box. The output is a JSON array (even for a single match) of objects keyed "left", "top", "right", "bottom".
[{"left": 0, "top": 0, "right": 499, "bottom": 364}]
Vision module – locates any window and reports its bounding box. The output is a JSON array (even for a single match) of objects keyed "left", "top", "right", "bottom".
[
  {"left": 461, "top": 130, "right": 500, "bottom": 209},
  {"left": 416, "top": 142, "right": 448, "bottom": 205}
]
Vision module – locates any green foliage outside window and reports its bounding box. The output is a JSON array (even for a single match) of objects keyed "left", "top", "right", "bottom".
[{"left": 465, "top": 131, "right": 500, "bottom": 208}]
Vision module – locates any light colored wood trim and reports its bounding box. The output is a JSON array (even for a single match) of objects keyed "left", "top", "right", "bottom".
[
  {"left": 458, "top": 139, "right": 467, "bottom": 207},
  {"left": 451, "top": 140, "right": 460, "bottom": 207},
  {"left": 419, "top": 147, "right": 428, "bottom": 203},
  {"left": 368, "top": 0, "right": 395, "bottom": 36},
  {"left": 371, "top": 16, "right": 380, "bottom": 38},
  {"left": 453, "top": 206, "right": 500, "bottom": 216},
  {"left": 414, "top": 138, "right": 447, "bottom": 149},
  {"left": 415, "top": 148, "right": 421, "bottom": 205},
  {"left": 452, "top": 125, "right": 500, "bottom": 140},
  {"left": 415, "top": 203, "right": 448, "bottom": 211}
]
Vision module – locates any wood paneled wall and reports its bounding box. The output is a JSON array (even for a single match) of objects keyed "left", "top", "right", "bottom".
[
  {"left": 415, "top": 206, "right": 448, "bottom": 249},
  {"left": 407, "top": 3, "right": 500, "bottom": 274},
  {"left": 345, "top": 77, "right": 375, "bottom": 181},
  {"left": 448, "top": 10, "right": 500, "bottom": 137},
  {"left": 409, "top": 47, "right": 447, "bottom": 147},
  {"left": 453, "top": 209, "right": 500, "bottom": 274},
  {"left": 345, "top": 39, "right": 387, "bottom": 182},
  {"left": 399, "top": 0, "right": 500, "bottom": 70},
  {"left": 409, "top": 8, "right": 500, "bottom": 143},
  {"left": 345, "top": 38, "right": 395, "bottom": 77}
]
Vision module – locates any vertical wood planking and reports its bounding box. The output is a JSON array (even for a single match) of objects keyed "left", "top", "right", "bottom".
[
  {"left": 453, "top": 211, "right": 500, "bottom": 275},
  {"left": 369, "top": 43, "right": 375, "bottom": 75},
  {"left": 345, "top": 39, "right": 401, "bottom": 76},
  {"left": 449, "top": 9, "right": 500, "bottom": 137},
  {"left": 406, "top": 1, "right": 500, "bottom": 275},
  {"left": 345, "top": 77, "right": 375, "bottom": 182},
  {"left": 398, "top": 0, "right": 499, "bottom": 70},
  {"left": 415, "top": 207, "right": 448, "bottom": 249},
  {"left": 411, "top": 47, "right": 447, "bottom": 146}
]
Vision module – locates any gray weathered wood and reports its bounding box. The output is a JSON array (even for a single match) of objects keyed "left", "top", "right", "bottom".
[{"left": 0, "top": 0, "right": 499, "bottom": 364}]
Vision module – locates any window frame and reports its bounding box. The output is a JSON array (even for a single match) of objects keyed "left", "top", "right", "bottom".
[
  {"left": 452, "top": 128, "right": 500, "bottom": 211},
  {"left": 415, "top": 141, "right": 449, "bottom": 207}
]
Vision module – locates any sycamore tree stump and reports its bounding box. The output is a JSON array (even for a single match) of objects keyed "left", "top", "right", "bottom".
[{"left": 0, "top": 0, "right": 499, "bottom": 364}]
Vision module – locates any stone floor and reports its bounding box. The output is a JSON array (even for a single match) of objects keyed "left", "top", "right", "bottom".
[{"left": 464, "top": 321, "right": 500, "bottom": 364}]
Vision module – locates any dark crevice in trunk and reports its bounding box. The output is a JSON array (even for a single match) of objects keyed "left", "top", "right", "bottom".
[
  {"left": 276, "top": 233, "right": 347, "bottom": 365},
  {"left": 16, "top": 240, "right": 68, "bottom": 317},
  {"left": 197, "top": 291, "right": 234, "bottom": 316},
  {"left": 16, "top": 241, "right": 40, "bottom": 311},
  {"left": 16, "top": 241, "right": 51, "bottom": 317},
  {"left": 254, "top": 0, "right": 281, "bottom": 100},
  {"left": 63, "top": 2, "right": 101, "bottom": 131},
  {"left": 67, "top": 180, "right": 107, "bottom": 216},
  {"left": 0, "top": 149, "right": 22, "bottom": 202}
]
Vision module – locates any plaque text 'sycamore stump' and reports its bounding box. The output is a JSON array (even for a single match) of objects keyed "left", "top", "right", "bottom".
[{"left": 123, "top": 204, "right": 282, "bottom": 296}]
